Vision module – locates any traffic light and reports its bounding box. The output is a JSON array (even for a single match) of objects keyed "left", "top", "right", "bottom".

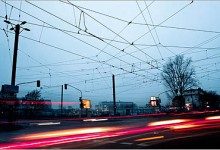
[
  {"left": 80, "top": 102, "right": 83, "bottom": 109},
  {"left": 79, "top": 97, "right": 82, "bottom": 108},
  {"left": 37, "top": 80, "right": 40, "bottom": 87},
  {"left": 64, "top": 84, "right": 67, "bottom": 89}
]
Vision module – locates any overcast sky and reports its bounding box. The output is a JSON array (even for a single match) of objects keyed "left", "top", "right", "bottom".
[{"left": 1, "top": 0, "right": 220, "bottom": 108}]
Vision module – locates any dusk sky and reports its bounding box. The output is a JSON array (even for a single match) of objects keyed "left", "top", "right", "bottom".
[{"left": 1, "top": 0, "right": 220, "bottom": 108}]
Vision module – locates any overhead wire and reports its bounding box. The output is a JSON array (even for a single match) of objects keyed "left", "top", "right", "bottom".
[
  {"left": 96, "top": 67, "right": 111, "bottom": 88},
  {"left": 85, "top": 0, "right": 157, "bottom": 78},
  {"left": 18, "top": 0, "right": 22, "bottom": 22},
  {"left": 180, "top": 33, "right": 220, "bottom": 55},
  {"left": 144, "top": 0, "right": 160, "bottom": 44},
  {"left": 18, "top": 44, "right": 93, "bottom": 82},
  {"left": 0, "top": 15, "right": 130, "bottom": 45},
  {"left": 61, "top": 1, "right": 220, "bottom": 35},
  {"left": 3, "top": 4, "right": 13, "bottom": 68},
  {"left": 63, "top": 0, "right": 163, "bottom": 71},
  {"left": 136, "top": 0, "right": 163, "bottom": 60},
  {"left": 124, "top": 0, "right": 194, "bottom": 54},
  {"left": 72, "top": 5, "right": 77, "bottom": 26},
  {"left": 1, "top": 15, "right": 219, "bottom": 52},
  {"left": 92, "top": 0, "right": 154, "bottom": 57},
  {"left": 17, "top": 49, "right": 81, "bottom": 84},
  {"left": 18, "top": 48, "right": 92, "bottom": 81},
  {"left": 38, "top": 22, "right": 44, "bottom": 42},
  {"left": 4, "top": 0, "right": 7, "bottom": 16},
  {"left": 1, "top": 31, "right": 156, "bottom": 86},
  {"left": 95, "top": 0, "right": 155, "bottom": 64},
  {"left": 18, "top": 37, "right": 220, "bottom": 88},
  {"left": 2, "top": 1, "right": 149, "bottom": 79},
  {"left": 3, "top": 28, "right": 12, "bottom": 67},
  {"left": 2, "top": 0, "right": 220, "bottom": 95},
  {"left": 0, "top": 27, "right": 149, "bottom": 82},
  {"left": 144, "top": 1, "right": 177, "bottom": 56},
  {"left": 24, "top": 0, "right": 151, "bottom": 76},
  {"left": 20, "top": 1, "right": 161, "bottom": 82}
]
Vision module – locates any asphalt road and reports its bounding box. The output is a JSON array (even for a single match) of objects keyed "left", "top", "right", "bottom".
[
  {"left": 1, "top": 112, "right": 220, "bottom": 149},
  {"left": 49, "top": 122, "right": 220, "bottom": 149}
]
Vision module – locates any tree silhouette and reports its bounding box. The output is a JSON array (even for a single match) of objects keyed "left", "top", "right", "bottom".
[
  {"left": 24, "top": 90, "right": 41, "bottom": 100},
  {"left": 161, "top": 55, "right": 197, "bottom": 101},
  {"left": 22, "top": 90, "right": 45, "bottom": 116}
]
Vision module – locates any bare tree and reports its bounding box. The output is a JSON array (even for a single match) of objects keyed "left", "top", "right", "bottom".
[
  {"left": 23, "top": 90, "right": 45, "bottom": 115},
  {"left": 161, "top": 55, "right": 197, "bottom": 100},
  {"left": 24, "top": 90, "right": 41, "bottom": 100}
]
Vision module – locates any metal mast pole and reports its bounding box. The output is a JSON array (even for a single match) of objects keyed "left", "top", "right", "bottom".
[
  {"left": 112, "top": 74, "right": 116, "bottom": 116},
  {"left": 11, "top": 24, "right": 20, "bottom": 86}
]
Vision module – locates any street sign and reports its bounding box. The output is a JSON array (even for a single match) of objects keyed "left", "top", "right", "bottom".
[
  {"left": 150, "top": 96, "right": 157, "bottom": 107},
  {"left": 151, "top": 96, "right": 156, "bottom": 100},
  {"left": 1, "top": 84, "right": 19, "bottom": 93},
  {"left": 151, "top": 100, "right": 157, "bottom": 107}
]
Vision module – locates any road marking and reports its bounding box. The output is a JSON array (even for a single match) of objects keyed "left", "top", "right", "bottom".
[
  {"left": 109, "top": 131, "right": 157, "bottom": 143},
  {"left": 106, "top": 141, "right": 116, "bottom": 143},
  {"left": 29, "top": 122, "right": 61, "bottom": 126},
  {"left": 139, "top": 130, "right": 220, "bottom": 147},
  {"left": 135, "top": 135, "right": 164, "bottom": 142},
  {"left": 137, "top": 143, "right": 149, "bottom": 147},
  {"left": 93, "top": 140, "right": 104, "bottom": 143},
  {"left": 120, "top": 142, "right": 133, "bottom": 145}
]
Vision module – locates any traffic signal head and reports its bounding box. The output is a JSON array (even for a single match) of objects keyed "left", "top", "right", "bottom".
[
  {"left": 64, "top": 84, "right": 67, "bottom": 89},
  {"left": 37, "top": 80, "right": 40, "bottom": 87},
  {"left": 80, "top": 102, "right": 83, "bottom": 109}
]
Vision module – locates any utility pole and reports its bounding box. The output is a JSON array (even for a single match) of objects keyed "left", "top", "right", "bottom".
[
  {"left": 4, "top": 20, "right": 30, "bottom": 86},
  {"left": 61, "top": 85, "right": 63, "bottom": 117},
  {"left": 112, "top": 74, "right": 116, "bottom": 116},
  {"left": 4, "top": 20, "right": 30, "bottom": 125},
  {"left": 11, "top": 24, "right": 20, "bottom": 86}
]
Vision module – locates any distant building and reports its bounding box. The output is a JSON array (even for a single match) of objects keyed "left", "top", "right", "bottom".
[
  {"left": 17, "top": 99, "right": 53, "bottom": 117},
  {"left": 183, "top": 88, "right": 205, "bottom": 110},
  {"left": 0, "top": 91, "right": 19, "bottom": 119},
  {"left": 20, "top": 99, "right": 52, "bottom": 110},
  {"left": 149, "top": 96, "right": 161, "bottom": 113},
  {"left": 98, "top": 101, "right": 138, "bottom": 116}
]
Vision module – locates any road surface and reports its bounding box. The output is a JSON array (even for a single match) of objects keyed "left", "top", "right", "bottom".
[{"left": 0, "top": 111, "right": 220, "bottom": 149}]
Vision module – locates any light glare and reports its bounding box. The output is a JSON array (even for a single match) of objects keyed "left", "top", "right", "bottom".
[{"left": 148, "top": 119, "right": 189, "bottom": 126}]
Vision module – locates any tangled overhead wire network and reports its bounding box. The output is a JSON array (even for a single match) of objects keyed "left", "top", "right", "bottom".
[{"left": 1, "top": 0, "right": 220, "bottom": 104}]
